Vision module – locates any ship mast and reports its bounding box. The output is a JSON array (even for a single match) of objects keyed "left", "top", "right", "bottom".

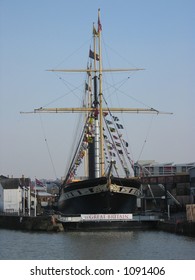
[
  {"left": 97, "top": 9, "right": 104, "bottom": 176},
  {"left": 20, "top": 10, "right": 173, "bottom": 181},
  {"left": 93, "top": 21, "right": 100, "bottom": 178}
]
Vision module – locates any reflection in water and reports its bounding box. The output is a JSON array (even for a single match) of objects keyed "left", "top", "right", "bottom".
[
  {"left": 0, "top": 229, "right": 194, "bottom": 260},
  {"left": 65, "top": 231, "right": 135, "bottom": 259}
]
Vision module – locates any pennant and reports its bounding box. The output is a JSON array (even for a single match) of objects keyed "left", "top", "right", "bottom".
[
  {"left": 116, "top": 123, "right": 124, "bottom": 129},
  {"left": 89, "top": 49, "right": 99, "bottom": 61}
]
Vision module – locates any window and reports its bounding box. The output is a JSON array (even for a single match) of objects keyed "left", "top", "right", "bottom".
[
  {"left": 159, "top": 167, "right": 163, "bottom": 174},
  {"left": 182, "top": 166, "right": 186, "bottom": 173},
  {"left": 149, "top": 167, "right": 154, "bottom": 175}
]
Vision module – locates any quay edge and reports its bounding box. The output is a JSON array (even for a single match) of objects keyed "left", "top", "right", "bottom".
[
  {"left": 0, "top": 213, "right": 195, "bottom": 237},
  {"left": 158, "top": 220, "right": 195, "bottom": 237},
  {"left": 0, "top": 213, "right": 159, "bottom": 232},
  {"left": 0, "top": 214, "right": 64, "bottom": 232}
]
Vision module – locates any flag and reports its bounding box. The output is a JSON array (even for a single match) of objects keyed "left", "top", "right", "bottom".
[
  {"left": 106, "top": 120, "right": 113, "bottom": 125},
  {"left": 123, "top": 139, "right": 129, "bottom": 147},
  {"left": 113, "top": 116, "right": 119, "bottom": 122},
  {"left": 115, "top": 142, "right": 121, "bottom": 147},
  {"left": 93, "top": 26, "right": 98, "bottom": 35},
  {"left": 116, "top": 123, "right": 124, "bottom": 129},
  {"left": 89, "top": 49, "right": 99, "bottom": 61},
  {"left": 85, "top": 82, "right": 91, "bottom": 91},
  {"left": 98, "top": 13, "right": 102, "bottom": 33},
  {"left": 87, "top": 64, "right": 92, "bottom": 76},
  {"left": 109, "top": 127, "right": 116, "bottom": 133},
  {"left": 107, "top": 145, "right": 113, "bottom": 151},
  {"left": 35, "top": 178, "right": 44, "bottom": 187}
]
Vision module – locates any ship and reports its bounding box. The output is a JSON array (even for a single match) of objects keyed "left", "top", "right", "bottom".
[{"left": 21, "top": 10, "right": 170, "bottom": 215}]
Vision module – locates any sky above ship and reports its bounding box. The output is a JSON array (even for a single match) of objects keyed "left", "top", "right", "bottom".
[{"left": 0, "top": 0, "right": 194, "bottom": 180}]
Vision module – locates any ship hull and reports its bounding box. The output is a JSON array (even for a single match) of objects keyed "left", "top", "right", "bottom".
[{"left": 58, "top": 176, "right": 141, "bottom": 214}]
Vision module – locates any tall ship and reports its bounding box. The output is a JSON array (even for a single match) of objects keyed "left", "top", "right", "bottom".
[{"left": 23, "top": 10, "right": 170, "bottom": 214}]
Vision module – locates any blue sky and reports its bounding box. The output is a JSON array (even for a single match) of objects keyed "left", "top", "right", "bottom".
[{"left": 0, "top": 0, "right": 194, "bottom": 179}]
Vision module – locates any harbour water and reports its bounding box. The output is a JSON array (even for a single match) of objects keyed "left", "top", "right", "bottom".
[{"left": 0, "top": 229, "right": 194, "bottom": 260}]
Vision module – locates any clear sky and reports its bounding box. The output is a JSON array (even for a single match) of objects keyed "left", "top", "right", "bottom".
[{"left": 0, "top": 0, "right": 194, "bottom": 180}]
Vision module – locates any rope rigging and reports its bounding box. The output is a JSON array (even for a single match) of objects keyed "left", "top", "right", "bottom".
[
  {"left": 137, "top": 114, "right": 156, "bottom": 162},
  {"left": 38, "top": 114, "right": 57, "bottom": 179}
]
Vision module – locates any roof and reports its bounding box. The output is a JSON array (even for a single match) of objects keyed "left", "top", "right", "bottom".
[
  {"left": 0, "top": 178, "right": 31, "bottom": 189},
  {"left": 37, "top": 191, "right": 53, "bottom": 197},
  {"left": 136, "top": 161, "right": 195, "bottom": 167},
  {"left": 0, "top": 175, "right": 8, "bottom": 179},
  {"left": 31, "top": 186, "right": 47, "bottom": 191},
  {"left": 0, "top": 179, "right": 20, "bottom": 189},
  {"left": 31, "top": 191, "right": 54, "bottom": 197}
]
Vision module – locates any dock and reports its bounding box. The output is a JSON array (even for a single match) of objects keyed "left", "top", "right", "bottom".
[
  {"left": 0, "top": 212, "right": 161, "bottom": 232},
  {"left": 0, "top": 214, "right": 64, "bottom": 232},
  {"left": 0, "top": 212, "right": 195, "bottom": 237},
  {"left": 158, "top": 218, "right": 195, "bottom": 237}
]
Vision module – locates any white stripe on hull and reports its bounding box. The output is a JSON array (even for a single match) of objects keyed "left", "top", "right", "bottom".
[{"left": 59, "top": 183, "right": 140, "bottom": 203}]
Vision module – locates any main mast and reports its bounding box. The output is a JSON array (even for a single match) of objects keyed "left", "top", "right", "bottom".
[
  {"left": 92, "top": 21, "right": 100, "bottom": 178},
  {"left": 97, "top": 9, "right": 104, "bottom": 177}
]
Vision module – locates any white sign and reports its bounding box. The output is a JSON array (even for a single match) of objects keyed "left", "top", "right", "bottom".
[{"left": 81, "top": 213, "right": 133, "bottom": 221}]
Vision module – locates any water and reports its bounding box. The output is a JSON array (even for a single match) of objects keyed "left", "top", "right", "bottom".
[{"left": 0, "top": 229, "right": 194, "bottom": 260}]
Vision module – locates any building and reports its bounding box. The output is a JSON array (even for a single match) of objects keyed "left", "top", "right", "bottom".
[
  {"left": 0, "top": 176, "right": 30, "bottom": 214},
  {"left": 29, "top": 180, "right": 56, "bottom": 214},
  {"left": 0, "top": 176, "right": 56, "bottom": 215},
  {"left": 134, "top": 161, "right": 195, "bottom": 176},
  {"left": 134, "top": 161, "right": 195, "bottom": 212},
  {"left": 189, "top": 167, "right": 195, "bottom": 204},
  {"left": 30, "top": 188, "right": 55, "bottom": 211}
]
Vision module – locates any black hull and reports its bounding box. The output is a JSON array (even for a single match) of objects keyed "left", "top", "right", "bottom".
[{"left": 58, "top": 176, "right": 141, "bottom": 214}]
